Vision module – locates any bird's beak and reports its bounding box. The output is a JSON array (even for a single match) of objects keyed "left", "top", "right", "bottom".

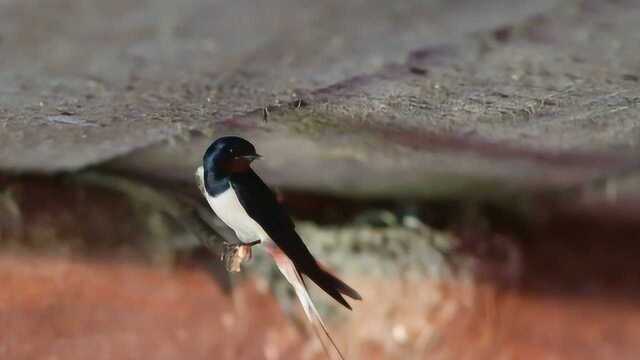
[{"left": 241, "top": 154, "right": 262, "bottom": 161}]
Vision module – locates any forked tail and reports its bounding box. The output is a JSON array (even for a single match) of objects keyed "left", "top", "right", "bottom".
[{"left": 270, "top": 249, "right": 346, "bottom": 360}]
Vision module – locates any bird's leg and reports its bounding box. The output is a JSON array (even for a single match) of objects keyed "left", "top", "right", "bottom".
[
  {"left": 223, "top": 240, "right": 261, "bottom": 272},
  {"left": 244, "top": 239, "right": 261, "bottom": 259}
]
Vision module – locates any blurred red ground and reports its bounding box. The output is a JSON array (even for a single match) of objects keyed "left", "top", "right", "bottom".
[
  {"left": 2, "top": 250, "right": 640, "bottom": 360},
  {"left": 2, "top": 178, "right": 640, "bottom": 359},
  {"left": 0, "top": 254, "right": 304, "bottom": 360}
]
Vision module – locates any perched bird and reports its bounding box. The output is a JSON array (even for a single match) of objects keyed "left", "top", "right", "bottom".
[{"left": 196, "top": 136, "right": 362, "bottom": 359}]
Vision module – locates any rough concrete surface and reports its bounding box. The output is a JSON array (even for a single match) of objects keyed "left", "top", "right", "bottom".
[
  {"left": 2, "top": 0, "right": 640, "bottom": 198},
  {"left": 0, "top": 0, "right": 555, "bottom": 170},
  {"left": 10, "top": 1, "right": 638, "bottom": 197}
]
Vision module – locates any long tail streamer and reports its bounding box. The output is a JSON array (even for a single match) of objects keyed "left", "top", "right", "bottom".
[{"left": 271, "top": 250, "right": 346, "bottom": 360}]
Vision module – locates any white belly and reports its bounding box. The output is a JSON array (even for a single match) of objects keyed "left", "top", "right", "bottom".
[{"left": 204, "top": 186, "right": 269, "bottom": 243}]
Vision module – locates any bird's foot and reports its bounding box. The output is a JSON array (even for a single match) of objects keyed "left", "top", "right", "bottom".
[{"left": 223, "top": 240, "right": 261, "bottom": 272}]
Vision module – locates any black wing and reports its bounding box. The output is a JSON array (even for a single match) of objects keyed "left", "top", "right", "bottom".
[
  {"left": 229, "top": 170, "right": 313, "bottom": 262},
  {"left": 229, "top": 170, "right": 361, "bottom": 308}
]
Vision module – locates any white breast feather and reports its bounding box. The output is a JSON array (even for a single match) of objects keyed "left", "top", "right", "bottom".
[{"left": 196, "top": 166, "right": 269, "bottom": 243}]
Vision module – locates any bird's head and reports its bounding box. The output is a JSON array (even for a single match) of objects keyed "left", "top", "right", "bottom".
[{"left": 203, "top": 136, "right": 261, "bottom": 174}]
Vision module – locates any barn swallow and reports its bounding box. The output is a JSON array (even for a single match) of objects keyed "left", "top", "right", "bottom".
[{"left": 196, "top": 136, "right": 362, "bottom": 359}]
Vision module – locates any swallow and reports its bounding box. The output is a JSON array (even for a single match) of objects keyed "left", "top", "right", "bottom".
[{"left": 196, "top": 136, "right": 362, "bottom": 359}]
